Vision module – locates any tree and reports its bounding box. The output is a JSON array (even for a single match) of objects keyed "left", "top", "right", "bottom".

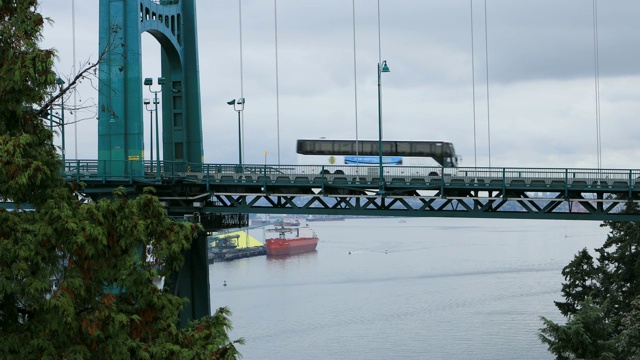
[
  {"left": 540, "top": 203, "right": 640, "bottom": 359},
  {"left": 618, "top": 298, "right": 640, "bottom": 360},
  {"left": 0, "top": 2, "right": 243, "bottom": 358}
]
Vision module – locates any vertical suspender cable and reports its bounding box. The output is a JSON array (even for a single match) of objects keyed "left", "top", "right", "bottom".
[
  {"left": 592, "top": 0, "right": 602, "bottom": 169},
  {"left": 238, "top": 0, "right": 246, "bottom": 228},
  {"left": 470, "top": 0, "right": 478, "bottom": 168},
  {"left": 484, "top": 0, "right": 491, "bottom": 167},
  {"left": 72, "top": 0, "right": 77, "bottom": 159},
  {"left": 238, "top": 0, "right": 245, "bottom": 164},
  {"left": 377, "top": 0, "right": 383, "bottom": 138},
  {"left": 353, "top": 0, "right": 359, "bottom": 161},
  {"left": 274, "top": 0, "right": 281, "bottom": 165},
  {"left": 377, "top": 0, "right": 382, "bottom": 65}
]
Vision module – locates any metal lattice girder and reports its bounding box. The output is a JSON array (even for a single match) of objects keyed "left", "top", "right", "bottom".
[
  {"left": 197, "top": 192, "right": 637, "bottom": 221},
  {"left": 63, "top": 161, "right": 640, "bottom": 220}
]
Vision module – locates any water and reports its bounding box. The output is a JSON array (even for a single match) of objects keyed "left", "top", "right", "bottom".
[{"left": 209, "top": 217, "right": 609, "bottom": 360}]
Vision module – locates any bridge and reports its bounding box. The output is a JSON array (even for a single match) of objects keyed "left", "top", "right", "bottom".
[
  {"left": 63, "top": 160, "right": 640, "bottom": 221},
  {"left": 36, "top": 0, "right": 640, "bottom": 325},
  {"left": 83, "top": 0, "right": 638, "bottom": 222}
]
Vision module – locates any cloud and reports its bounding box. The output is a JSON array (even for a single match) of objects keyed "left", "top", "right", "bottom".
[{"left": 39, "top": 0, "right": 640, "bottom": 170}]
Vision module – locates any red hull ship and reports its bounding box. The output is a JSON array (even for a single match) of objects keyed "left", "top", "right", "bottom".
[{"left": 265, "top": 225, "right": 319, "bottom": 256}]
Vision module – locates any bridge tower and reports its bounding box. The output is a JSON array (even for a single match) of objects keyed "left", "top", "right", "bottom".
[
  {"left": 97, "top": 0, "right": 203, "bottom": 176},
  {"left": 97, "top": 0, "right": 208, "bottom": 325}
]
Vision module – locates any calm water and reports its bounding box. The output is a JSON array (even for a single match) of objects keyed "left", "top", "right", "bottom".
[{"left": 209, "top": 217, "right": 609, "bottom": 360}]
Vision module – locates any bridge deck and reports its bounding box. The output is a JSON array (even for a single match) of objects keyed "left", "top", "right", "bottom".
[{"left": 54, "top": 160, "right": 640, "bottom": 221}]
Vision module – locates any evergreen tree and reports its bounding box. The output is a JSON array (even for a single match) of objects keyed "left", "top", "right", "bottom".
[
  {"left": 0, "top": 2, "right": 243, "bottom": 358},
  {"left": 540, "top": 203, "right": 640, "bottom": 359},
  {"left": 618, "top": 298, "right": 640, "bottom": 360}
]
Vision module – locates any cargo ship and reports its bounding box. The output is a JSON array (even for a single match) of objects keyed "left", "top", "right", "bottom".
[{"left": 265, "top": 225, "right": 319, "bottom": 256}]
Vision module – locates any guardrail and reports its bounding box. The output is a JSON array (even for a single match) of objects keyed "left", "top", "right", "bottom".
[{"left": 60, "top": 160, "right": 640, "bottom": 194}]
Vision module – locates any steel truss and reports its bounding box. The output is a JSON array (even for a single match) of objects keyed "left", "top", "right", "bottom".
[{"left": 164, "top": 189, "right": 638, "bottom": 221}]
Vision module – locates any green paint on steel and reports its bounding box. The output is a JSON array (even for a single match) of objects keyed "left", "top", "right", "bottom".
[
  {"left": 169, "top": 229, "right": 211, "bottom": 328},
  {"left": 97, "top": 0, "right": 207, "bottom": 324},
  {"left": 98, "top": 0, "right": 203, "bottom": 177}
]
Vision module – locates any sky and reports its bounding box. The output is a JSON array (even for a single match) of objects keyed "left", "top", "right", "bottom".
[{"left": 39, "top": 0, "right": 640, "bottom": 169}]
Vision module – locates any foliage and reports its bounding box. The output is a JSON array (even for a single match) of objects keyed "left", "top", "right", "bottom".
[
  {"left": 618, "top": 298, "right": 640, "bottom": 360},
  {"left": 539, "top": 203, "right": 640, "bottom": 359},
  {"left": 0, "top": 2, "right": 243, "bottom": 358},
  {"left": 0, "top": 0, "right": 60, "bottom": 207}
]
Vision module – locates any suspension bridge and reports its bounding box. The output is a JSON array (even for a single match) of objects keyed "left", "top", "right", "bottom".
[
  {"left": 65, "top": 159, "right": 640, "bottom": 221},
  {"left": 39, "top": 0, "right": 640, "bottom": 324}
]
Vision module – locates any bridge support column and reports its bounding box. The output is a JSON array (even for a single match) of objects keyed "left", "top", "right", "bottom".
[
  {"left": 167, "top": 213, "right": 248, "bottom": 327},
  {"left": 174, "top": 229, "right": 210, "bottom": 327}
]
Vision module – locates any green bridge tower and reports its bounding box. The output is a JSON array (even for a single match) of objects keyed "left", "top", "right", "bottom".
[
  {"left": 98, "top": 0, "right": 203, "bottom": 176},
  {"left": 97, "top": 0, "right": 210, "bottom": 326}
]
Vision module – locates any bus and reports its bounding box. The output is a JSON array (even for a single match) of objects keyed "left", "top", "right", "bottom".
[{"left": 296, "top": 139, "right": 460, "bottom": 175}]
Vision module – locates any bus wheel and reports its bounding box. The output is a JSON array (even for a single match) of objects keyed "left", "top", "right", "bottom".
[
  {"left": 428, "top": 172, "right": 439, "bottom": 177},
  {"left": 334, "top": 170, "right": 345, "bottom": 175}
]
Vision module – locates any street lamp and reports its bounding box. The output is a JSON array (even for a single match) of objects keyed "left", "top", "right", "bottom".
[
  {"left": 144, "top": 77, "right": 165, "bottom": 177},
  {"left": 227, "top": 98, "right": 245, "bottom": 170},
  {"left": 377, "top": 60, "right": 390, "bottom": 193},
  {"left": 144, "top": 98, "right": 153, "bottom": 171}
]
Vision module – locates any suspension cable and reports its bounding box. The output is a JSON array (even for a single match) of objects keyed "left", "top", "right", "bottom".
[
  {"left": 470, "top": 0, "right": 477, "bottom": 168},
  {"left": 377, "top": 0, "right": 382, "bottom": 65},
  {"left": 274, "top": 0, "right": 281, "bottom": 165},
  {"left": 72, "top": 0, "right": 77, "bottom": 159},
  {"left": 593, "top": 0, "right": 602, "bottom": 169},
  {"left": 239, "top": 0, "right": 245, "bottom": 164},
  {"left": 484, "top": 0, "right": 491, "bottom": 167},
  {"left": 353, "top": 0, "right": 359, "bottom": 161}
]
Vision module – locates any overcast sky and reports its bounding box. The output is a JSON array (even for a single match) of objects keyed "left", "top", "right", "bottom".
[{"left": 39, "top": 0, "right": 640, "bottom": 169}]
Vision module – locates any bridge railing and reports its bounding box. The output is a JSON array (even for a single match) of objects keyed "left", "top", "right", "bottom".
[
  {"left": 61, "top": 160, "right": 164, "bottom": 182},
  {"left": 60, "top": 160, "right": 640, "bottom": 189}
]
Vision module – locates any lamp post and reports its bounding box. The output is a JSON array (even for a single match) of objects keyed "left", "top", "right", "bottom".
[
  {"left": 144, "top": 77, "right": 165, "bottom": 177},
  {"left": 144, "top": 98, "right": 153, "bottom": 171},
  {"left": 377, "top": 60, "right": 390, "bottom": 193},
  {"left": 227, "top": 98, "right": 245, "bottom": 170}
]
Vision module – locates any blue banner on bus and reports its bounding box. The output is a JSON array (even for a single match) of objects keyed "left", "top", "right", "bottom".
[{"left": 345, "top": 156, "right": 403, "bottom": 165}]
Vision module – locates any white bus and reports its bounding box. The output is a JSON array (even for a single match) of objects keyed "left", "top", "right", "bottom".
[{"left": 296, "top": 139, "right": 460, "bottom": 176}]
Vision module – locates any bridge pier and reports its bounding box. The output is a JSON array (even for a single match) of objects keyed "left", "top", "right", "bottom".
[
  {"left": 172, "top": 228, "right": 210, "bottom": 327},
  {"left": 168, "top": 213, "right": 249, "bottom": 327}
]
